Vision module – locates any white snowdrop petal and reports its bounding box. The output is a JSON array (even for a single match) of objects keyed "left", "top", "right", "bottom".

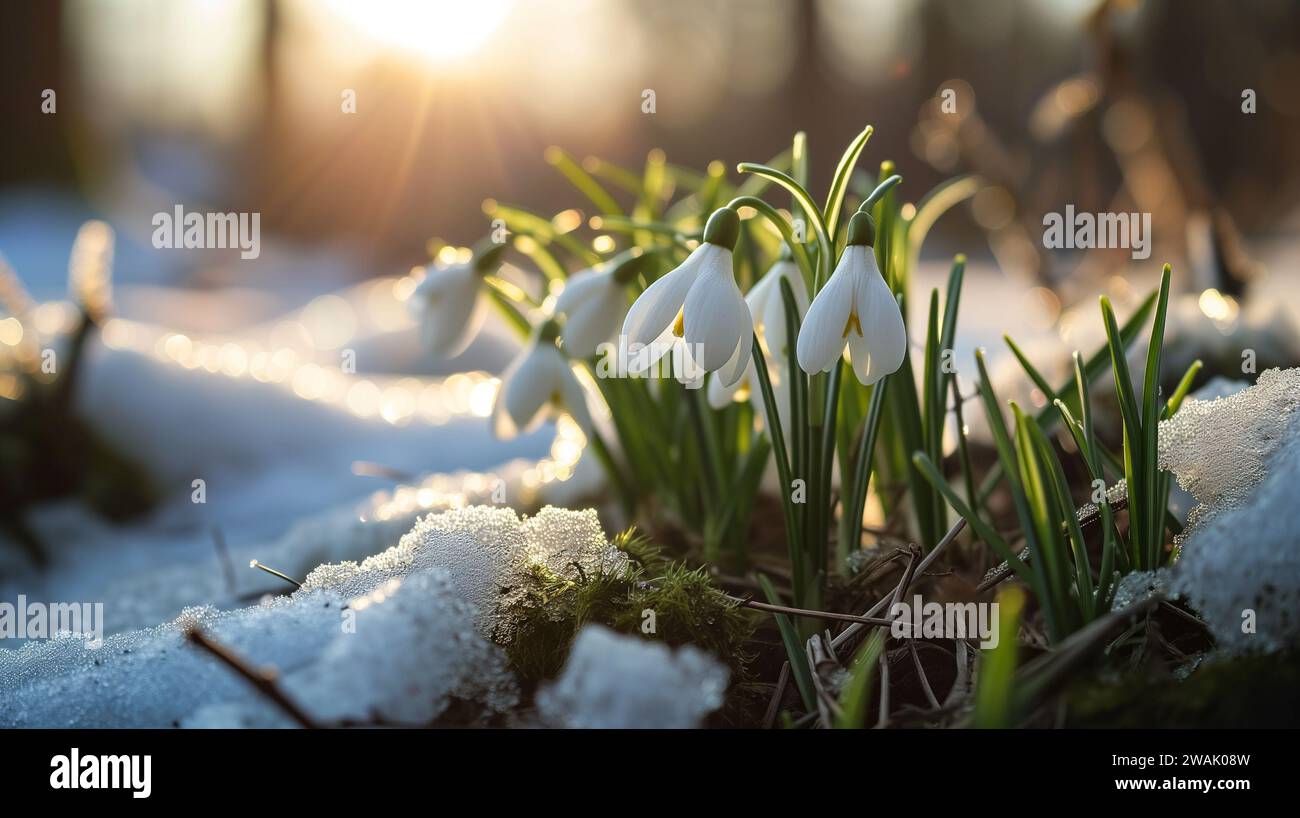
[
  {"left": 682, "top": 257, "right": 748, "bottom": 372},
  {"left": 783, "top": 261, "right": 811, "bottom": 316},
  {"left": 707, "top": 365, "right": 743, "bottom": 408},
  {"left": 563, "top": 286, "right": 627, "bottom": 358},
  {"left": 410, "top": 263, "right": 467, "bottom": 304},
  {"left": 557, "top": 363, "right": 593, "bottom": 434},
  {"left": 447, "top": 287, "right": 489, "bottom": 358},
  {"left": 714, "top": 318, "right": 753, "bottom": 389},
  {"left": 856, "top": 264, "right": 907, "bottom": 385},
  {"left": 796, "top": 254, "right": 857, "bottom": 374},
  {"left": 765, "top": 259, "right": 809, "bottom": 317},
  {"left": 744, "top": 266, "right": 777, "bottom": 319},
  {"left": 760, "top": 281, "right": 795, "bottom": 361},
  {"left": 490, "top": 350, "right": 528, "bottom": 438},
  {"left": 756, "top": 261, "right": 803, "bottom": 359},
  {"left": 621, "top": 246, "right": 710, "bottom": 346},
  {"left": 501, "top": 347, "right": 557, "bottom": 436},
  {"left": 626, "top": 323, "right": 679, "bottom": 376},
  {"left": 555, "top": 267, "right": 609, "bottom": 313},
  {"left": 845, "top": 326, "right": 874, "bottom": 384},
  {"left": 421, "top": 268, "right": 483, "bottom": 357}
]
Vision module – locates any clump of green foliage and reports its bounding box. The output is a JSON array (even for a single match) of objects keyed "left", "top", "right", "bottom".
[{"left": 502, "top": 528, "right": 755, "bottom": 687}]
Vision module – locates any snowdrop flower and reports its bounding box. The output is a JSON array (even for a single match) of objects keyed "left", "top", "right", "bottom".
[
  {"left": 410, "top": 241, "right": 505, "bottom": 358},
  {"left": 555, "top": 250, "right": 648, "bottom": 358},
  {"left": 707, "top": 251, "right": 809, "bottom": 411},
  {"left": 796, "top": 212, "right": 905, "bottom": 386},
  {"left": 490, "top": 319, "right": 592, "bottom": 439},
  {"left": 621, "top": 207, "right": 752, "bottom": 388}
]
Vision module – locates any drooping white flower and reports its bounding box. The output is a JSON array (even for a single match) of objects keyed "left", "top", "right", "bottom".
[
  {"left": 796, "top": 212, "right": 906, "bottom": 386},
  {"left": 555, "top": 250, "right": 647, "bottom": 358},
  {"left": 409, "top": 242, "right": 505, "bottom": 358},
  {"left": 620, "top": 208, "right": 752, "bottom": 388},
  {"left": 707, "top": 254, "right": 809, "bottom": 410},
  {"left": 490, "top": 319, "right": 593, "bottom": 439}
]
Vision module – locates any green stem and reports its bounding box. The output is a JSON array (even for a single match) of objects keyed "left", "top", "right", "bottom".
[
  {"left": 750, "top": 337, "right": 803, "bottom": 603},
  {"left": 847, "top": 374, "right": 890, "bottom": 556}
]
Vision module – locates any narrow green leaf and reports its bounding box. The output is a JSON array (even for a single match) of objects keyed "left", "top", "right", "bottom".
[
  {"left": 836, "top": 628, "right": 886, "bottom": 729},
  {"left": 823, "top": 125, "right": 873, "bottom": 241},
  {"left": 912, "top": 452, "right": 1030, "bottom": 580},
  {"left": 750, "top": 338, "right": 802, "bottom": 592},
  {"left": 847, "top": 375, "right": 890, "bottom": 554},
  {"left": 1164, "top": 358, "right": 1203, "bottom": 419},
  {"left": 758, "top": 574, "right": 816, "bottom": 713},
  {"left": 1141, "top": 265, "right": 1173, "bottom": 568},
  {"left": 736, "top": 163, "right": 832, "bottom": 284},
  {"left": 972, "top": 585, "right": 1025, "bottom": 728},
  {"left": 545, "top": 146, "right": 624, "bottom": 216}
]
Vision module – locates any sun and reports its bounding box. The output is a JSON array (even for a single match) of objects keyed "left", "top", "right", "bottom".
[{"left": 321, "top": 0, "right": 513, "bottom": 64}]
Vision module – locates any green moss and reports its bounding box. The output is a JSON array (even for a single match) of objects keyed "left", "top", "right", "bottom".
[{"left": 501, "top": 528, "right": 755, "bottom": 688}]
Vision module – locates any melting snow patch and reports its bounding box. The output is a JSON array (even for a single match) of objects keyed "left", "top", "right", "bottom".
[
  {"left": 2, "top": 504, "right": 624, "bottom": 726},
  {"left": 1157, "top": 368, "right": 1300, "bottom": 654},
  {"left": 302, "top": 505, "right": 627, "bottom": 638},
  {"left": 536, "top": 625, "right": 729, "bottom": 728},
  {"left": 0, "top": 568, "right": 516, "bottom": 727}
]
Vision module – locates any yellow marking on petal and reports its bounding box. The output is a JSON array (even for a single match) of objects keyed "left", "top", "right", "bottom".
[
  {"left": 551, "top": 389, "right": 563, "bottom": 406},
  {"left": 842, "top": 311, "right": 863, "bottom": 338},
  {"left": 672, "top": 306, "right": 686, "bottom": 338}
]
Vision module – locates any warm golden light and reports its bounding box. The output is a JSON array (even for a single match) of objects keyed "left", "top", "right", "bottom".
[{"left": 322, "top": 0, "right": 512, "bottom": 64}]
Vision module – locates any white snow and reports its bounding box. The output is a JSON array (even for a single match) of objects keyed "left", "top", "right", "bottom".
[
  {"left": 1, "top": 503, "right": 628, "bottom": 727},
  {"left": 1157, "top": 368, "right": 1300, "bottom": 653},
  {"left": 302, "top": 505, "right": 627, "bottom": 639},
  {"left": 536, "top": 625, "right": 729, "bottom": 729}
]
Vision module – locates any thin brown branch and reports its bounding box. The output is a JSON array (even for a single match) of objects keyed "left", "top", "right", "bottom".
[
  {"left": 763, "top": 661, "right": 790, "bottom": 730},
  {"left": 731, "top": 595, "right": 894, "bottom": 627},
  {"left": 831, "top": 518, "right": 968, "bottom": 651},
  {"left": 909, "top": 639, "right": 942, "bottom": 711},
  {"left": 185, "top": 626, "right": 320, "bottom": 729}
]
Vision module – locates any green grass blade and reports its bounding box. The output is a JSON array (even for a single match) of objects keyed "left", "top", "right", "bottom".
[
  {"left": 836, "top": 628, "right": 886, "bottom": 729},
  {"left": 977, "top": 290, "right": 1158, "bottom": 504},
  {"left": 906, "top": 175, "right": 980, "bottom": 275},
  {"left": 823, "top": 126, "right": 873, "bottom": 241},
  {"left": 971, "top": 585, "right": 1025, "bottom": 728},
  {"left": 1012, "top": 402, "right": 1068, "bottom": 640},
  {"left": 736, "top": 163, "right": 832, "bottom": 284},
  {"left": 1140, "top": 265, "right": 1172, "bottom": 569},
  {"left": 545, "top": 146, "right": 624, "bottom": 216},
  {"left": 1164, "top": 358, "right": 1203, "bottom": 419},
  {"left": 750, "top": 337, "right": 803, "bottom": 597},
  {"left": 922, "top": 289, "right": 946, "bottom": 536},
  {"left": 847, "top": 375, "right": 890, "bottom": 555},
  {"left": 758, "top": 574, "right": 816, "bottom": 713},
  {"left": 913, "top": 452, "right": 1030, "bottom": 580},
  {"left": 1026, "top": 411, "right": 1094, "bottom": 621}
]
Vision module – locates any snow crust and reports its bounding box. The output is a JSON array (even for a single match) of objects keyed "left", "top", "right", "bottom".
[
  {"left": 0, "top": 505, "right": 637, "bottom": 727},
  {"left": 537, "top": 625, "right": 729, "bottom": 728},
  {"left": 1158, "top": 368, "right": 1300, "bottom": 653}
]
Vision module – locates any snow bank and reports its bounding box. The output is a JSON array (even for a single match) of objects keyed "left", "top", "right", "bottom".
[
  {"left": 537, "top": 625, "right": 729, "bottom": 728},
  {"left": 302, "top": 505, "right": 627, "bottom": 638},
  {"left": 0, "top": 569, "right": 516, "bottom": 728},
  {"left": 0, "top": 505, "right": 635, "bottom": 727},
  {"left": 1157, "top": 368, "right": 1300, "bottom": 653}
]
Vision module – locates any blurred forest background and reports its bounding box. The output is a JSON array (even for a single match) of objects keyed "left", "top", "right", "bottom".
[{"left": 2, "top": 0, "right": 1299, "bottom": 295}]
